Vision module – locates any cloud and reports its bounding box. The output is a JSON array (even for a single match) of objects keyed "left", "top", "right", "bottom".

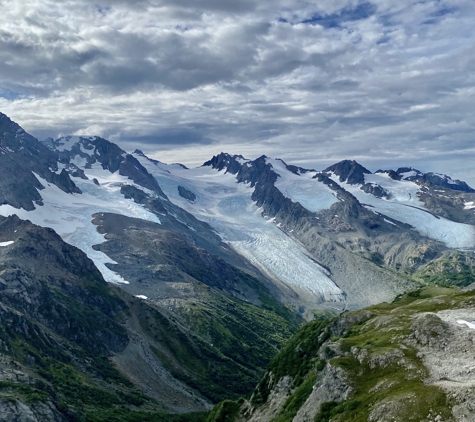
[{"left": 0, "top": 0, "right": 475, "bottom": 184}]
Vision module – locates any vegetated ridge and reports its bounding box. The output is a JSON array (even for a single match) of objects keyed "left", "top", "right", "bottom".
[{"left": 207, "top": 285, "right": 475, "bottom": 422}]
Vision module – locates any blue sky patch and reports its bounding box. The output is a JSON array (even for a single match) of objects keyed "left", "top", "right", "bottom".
[
  {"left": 432, "top": 7, "right": 458, "bottom": 17},
  {"left": 424, "top": 6, "right": 458, "bottom": 24},
  {"left": 301, "top": 2, "right": 377, "bottom": 28},
  {"left": 0, "top": 88, "right": 21, "bottom": 101}
]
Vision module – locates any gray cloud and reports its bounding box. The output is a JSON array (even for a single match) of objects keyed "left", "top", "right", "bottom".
[{"left": 1, "top": 0, "right": 475, "bottom": 184}]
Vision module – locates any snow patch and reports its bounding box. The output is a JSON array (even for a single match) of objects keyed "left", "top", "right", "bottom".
[
  {"left": 399, "top": 170, "right": 419, "bottom": 179},
  {"left": 236, "top": 157, "right": 250, "bottom": 164},
  {"left": 383, "top": 218, "right": 398, "bottom": 227},
  {"left": 457, "top": 320, "right": 475, "bottom": 330},
  {"left": 331, "top": 174, "right": 475, "bottom": 249}
]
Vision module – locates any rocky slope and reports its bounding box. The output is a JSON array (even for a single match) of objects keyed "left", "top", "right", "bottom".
[
  {"left": 0, "top": 214, "right": 297, "bottom": 421},
  {"left": 0, "top": 114, "right": 81, "bottom": 211},
  {"left": 207, "top": 285, "right": 475, "bottom": 422}
]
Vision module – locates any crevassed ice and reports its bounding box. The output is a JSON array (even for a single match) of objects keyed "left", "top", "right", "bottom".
[{"left": 135, "top": 154, "right": 344, "bottom": 303}]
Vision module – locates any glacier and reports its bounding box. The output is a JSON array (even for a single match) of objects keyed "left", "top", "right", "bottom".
[
  {"left": 135, "top": 154, "right": 345, "bottom": 304},
  {"left": 333, "top": 172, "right": 475, "bottom": 250},
  {"left": 267, "top": 158, "right": 338, "bottom": 212}
]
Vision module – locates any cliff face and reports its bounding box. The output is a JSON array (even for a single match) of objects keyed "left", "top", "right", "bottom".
[
  {"left": 0, "top": 113, "right": 81, "bottom": 211},
  {"left": 207, "top": 285, "right": 475, "bottom": 422}
]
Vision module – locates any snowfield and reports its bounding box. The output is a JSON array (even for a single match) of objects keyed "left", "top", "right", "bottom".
[
  {"left": 365, "top": 173, "right": 422, "bottom": 206},
  {"left": 331, "top": 172, "right": 475, "bottom": 250},
  {"left": 135, "top": 153, "right": 345, "bottom": 304},
  {"left": 0, "top": 166, "right": 161, "bottom": 284},
  {"left": 268, "top": 158, "right": 338, "bottom": 212}
]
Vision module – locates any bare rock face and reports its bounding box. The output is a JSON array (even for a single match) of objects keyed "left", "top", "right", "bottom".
[
  {"left": 361, "top": 182, "right": 390, "bottom": 198},
  {"left": 412, "top": 308, "right": 475, "bottom": 421},
  {"left": 45, "top": 135, "right": 168, "bottom": 199},
  {"left": 243, "top": 375, "right": 294, "bottom": 422},
  {"left": 397, "top": 167, "right": 475, "bottom": 193},
  {"left": 0, "top": 400, "right": 65, "bottom": 422},
  {"left": 0, "top": 113, "right": 81, "bottom": 211},
  {"left": 178, "top": 185, "right": 196, "bottom": 202},
  {"left": 323, "top": 160, "right": 371, "bottom": 185},
  {"left": 293, "top": 365, "right": 352, "bottom": 422}
]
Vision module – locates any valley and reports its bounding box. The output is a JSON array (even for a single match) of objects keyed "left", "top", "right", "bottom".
[{"left": 0, "top": 112, "right": 474, "bottom": 420}]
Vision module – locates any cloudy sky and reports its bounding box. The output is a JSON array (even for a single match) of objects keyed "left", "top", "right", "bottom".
[{"left": 1, "top": 0, "right": 474, "bottom": 182}]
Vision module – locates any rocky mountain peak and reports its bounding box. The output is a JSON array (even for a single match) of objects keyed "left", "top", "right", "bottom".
[
  {"left": 324, "top": 159, "right": 371, "bottom": 185},
  {"left": 396, "top": 167, "right": 423, "bottom": 179},
  {"left": 422, "top": 172, "right": 475, "bottom": 192},
  {"left": 0, "top": 117, "right": 82, "bottom": 210},
  {"left": 397, "top": 167, "right": 474, "bottom": 192},
  {"left": 45, "top": 135, "right": 168, "bottom": 199},
  {"left": 203, "top": 152, "right": 248, "bottom": 174},
  {"left": 375, "top": 169, "right": 402, "bottom": 180}
]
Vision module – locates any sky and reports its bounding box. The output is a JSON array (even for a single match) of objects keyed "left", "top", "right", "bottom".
[{"left": 0, "top": 0, "right": 474, "bottom": 183}]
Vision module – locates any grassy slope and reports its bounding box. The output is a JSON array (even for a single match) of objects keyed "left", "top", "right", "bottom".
[
  {"left": 133, "top": 281, "right": 300, "bottom": 404},
  {"left": 0, "top": 279, "right": 212, "bottom": 422},
  {"left": 0, "top": 276, "right": 300, "bottom": 421},
  {"left": 415, "top": 252, "right": 475, "bottom": 287},
  {"left": 0, "top": 214, "right": 301, "bottom": 420},
  {"left": 206, "top": 285, "right": 475, "bottom": 422}
]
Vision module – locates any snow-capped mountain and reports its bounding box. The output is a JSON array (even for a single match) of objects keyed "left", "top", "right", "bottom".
[
  {"left": 1, "top": 111, "right": 475, "bottom": 313},
  {"left": 132, "top": 150, "right": 345, "bottom": 309},
  {"left": 0, "top": 113, "right": 303, "bottom": 416}
]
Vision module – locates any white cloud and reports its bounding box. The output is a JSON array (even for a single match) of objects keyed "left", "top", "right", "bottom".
[{"left": 1, "top": 0, "right": 475, "bottom": 184}]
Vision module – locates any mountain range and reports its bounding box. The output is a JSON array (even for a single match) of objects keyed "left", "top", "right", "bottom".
[{"left": 0, "top": 111, "right": 474, "bottom": 421}]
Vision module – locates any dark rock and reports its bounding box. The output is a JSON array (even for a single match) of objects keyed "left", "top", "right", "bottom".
[
  {"left": 323, "top": 160, "right": 371, "bottom": 185},
  {"left": 50, "top": 136, "right": 169, "bottom": 199},
  {"left": 52, "top": 169, "right": 82, "bottom": 194},
  {"left": 203, "top": 152, "right": 247, "bottom": 175},
  {"left": 0, "top": 113, "right": 81, "bottom": 210},
  {"left": 64, "top": 163, "right": 88, "bottom": 180},
  {"left": 396, "top": 167, "right": 421, "bottom": 178},
  {"left": 421, "top": 173, "right": 474, "bottom": 193},
  {"left": 361, "top": 183, "right": 390, "bottom": 199},
  {"left": 397, "top": 167, "right": 475, "bottom": 193},
  {"left": 375, "top": 169, "right": 401, "bottom": 181},
  {"left": 120, "top": 185, "right": 167, "bottom": 214},
  {"left": 119, "top": 154, "right": 168, "bottom": 198},
  {"left": 178, "top": 185, "right": 196, "bottom": 202},
  {"left": 0, "top": 215, "right": 129, "bottom": 353}
]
